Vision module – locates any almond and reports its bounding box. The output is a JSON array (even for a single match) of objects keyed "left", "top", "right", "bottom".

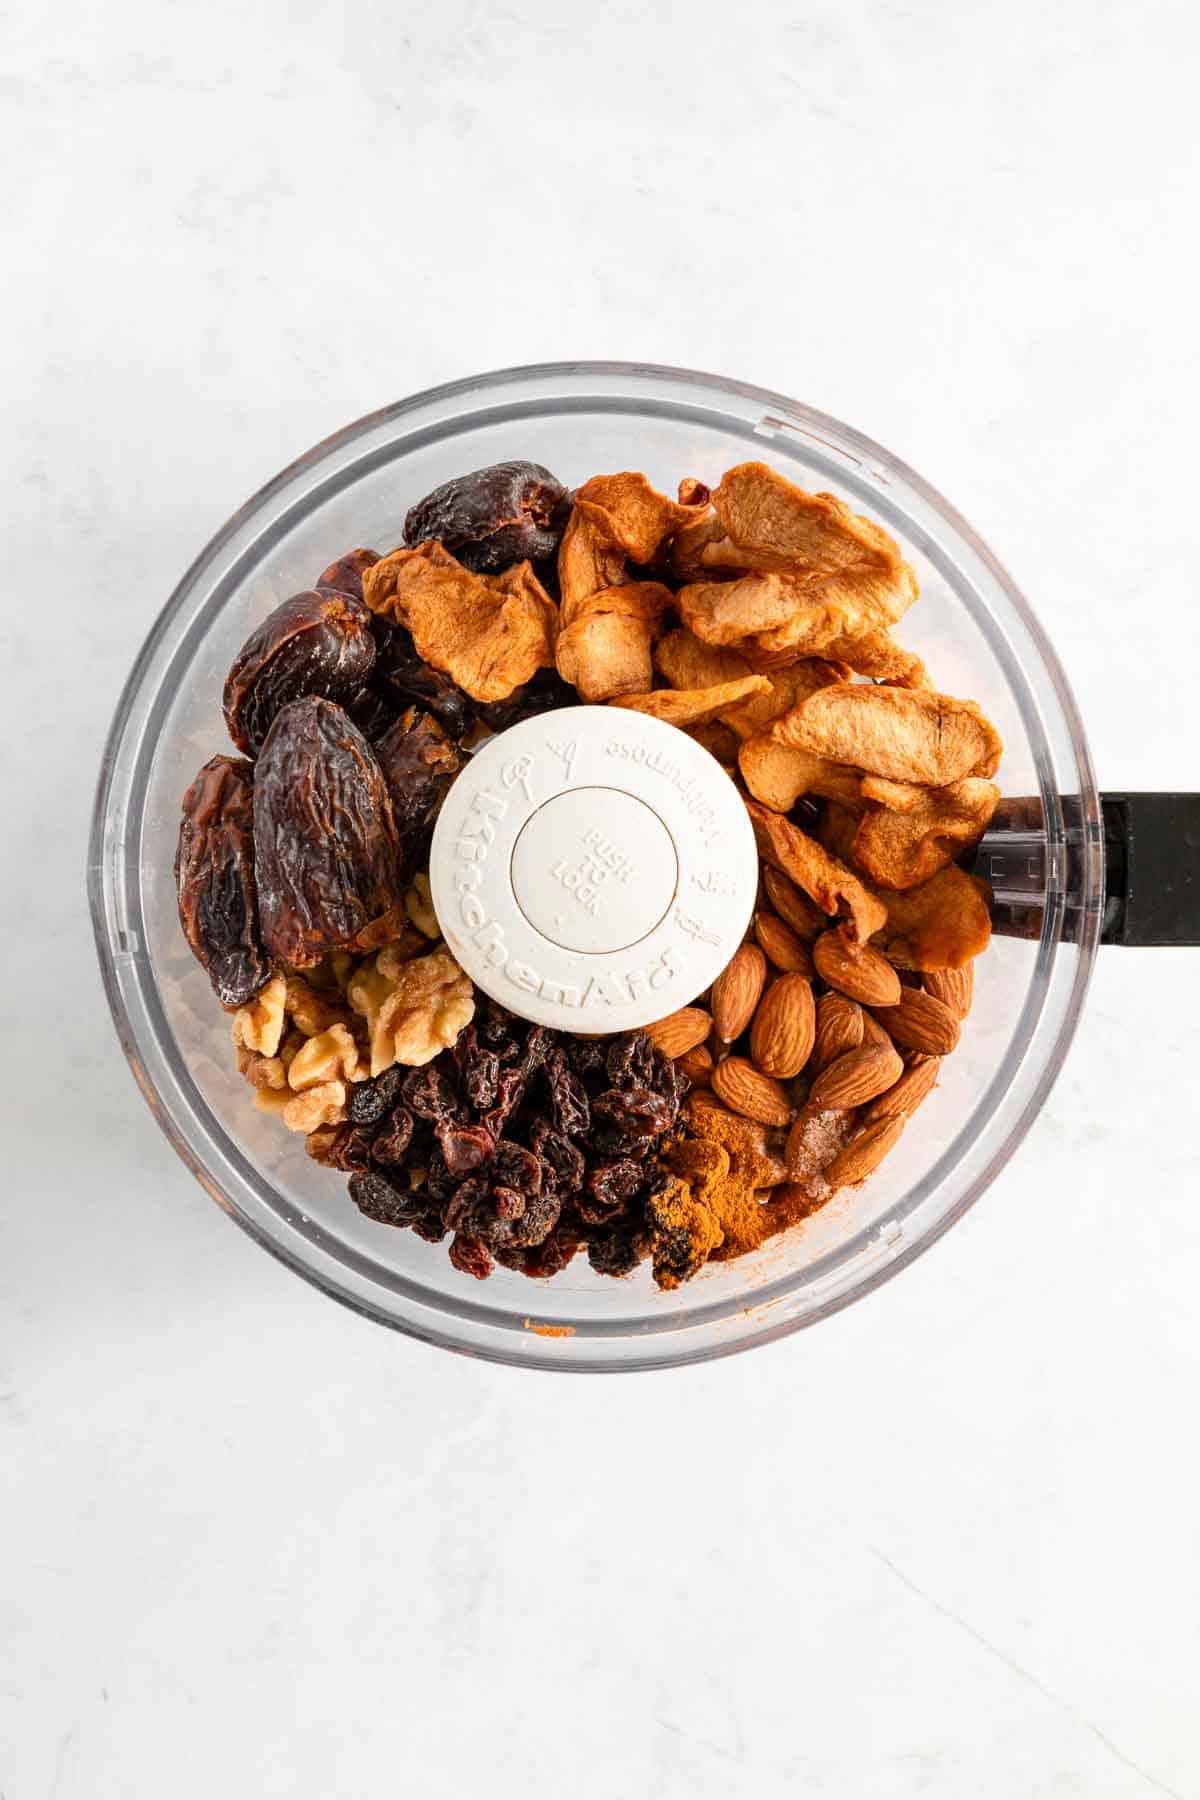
[
  {"left": 676, "top": 1043, "right": 714, "bottom": 1087},
  {"left": 753, "top": 910, "right": 814, "bottom": 976},
  {"left": 807, "top": 1039, "right": 904, "bottom": 1110},
  {"left": 923, "top": 965, "right": 974, "bottom": 1018},
  {"left": 826, "top": 1115, "right": 906, "bottom": 1188},
  {"left": 865, "top": 1055, "right": 941, "bottom": 1122},
  {"left": 860, "top": 1010, "right": 894, "bottom": 1049},
  {"left": 750, "top": 974, "right": 816, "bottom": 1079},
  {"left": 645, "top": 1006, "right": 712, "bottom": 1059},
  {"left": 872, "top": 987, "right": 960, "bottom": 1055},
  {"left": 710, "top": 1055, "right": 794, "bottom": 1126},
  {"left": 763, "top": 865, "right": 827, "bottom": 940},
  {"left": 813, "top": 927, "right": 902, "bottom": 1007},
  {"left": 810, "top": 992, "right": 865, "bottom": 1073},
  {"left": 710, "top": 943, "right": 767, "bottom": 1042}
]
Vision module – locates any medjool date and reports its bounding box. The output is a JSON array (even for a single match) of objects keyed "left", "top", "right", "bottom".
[
  {"left": 253, "top": 697, "right": 403, "bottom": 967},
  {"left": 175, "top": 754, "right": 271, "bottom": 1008},
  {"left": 315, "top": 547, "right": 380, "bottom": 602},
  {"left": 373, "top": 707, "right": 463, "bottom": 879},
  {"left": 371, "top": 621, "right": 475, "bottom": 739},
  {"left": 224, "top": 590, "right": 377, "bottom": 755},
  {"left": 404, "top": 460, "right": 569, "bottom": 574}
]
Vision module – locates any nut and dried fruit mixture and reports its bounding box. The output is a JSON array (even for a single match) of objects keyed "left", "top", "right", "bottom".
[{"left": 176, "top": 455, "right": 1001, "bottom": 1288}]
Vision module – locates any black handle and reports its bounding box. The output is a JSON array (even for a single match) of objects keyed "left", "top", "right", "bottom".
[
  {"left": 971, "top": 793, "right": 1200, "bottom": 946},
  {"left": 1101, "top": 793, "right": 1200, "bottom": 947}
]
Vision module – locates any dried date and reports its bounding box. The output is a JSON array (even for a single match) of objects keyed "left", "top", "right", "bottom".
[
  {"left": 315, "top": 547, "right": 380, "bottom": 603},
  {"left": 373, "top": 707, "right": 463, "bottom": 880},
  {"left": 371, "top": 621, "right": 475, "bottom": 739},
  {"left": 404, "top": 460, "right": 570, "bottom": 574},
  {"left": 224, "top": 590, "right": 377, "bottom": 756},
  {"left": 175, "top": 754, "right": 271, "bottom": 1007},
  {"left": 253, "top": 697, "right": 403, "bottom": 967}
]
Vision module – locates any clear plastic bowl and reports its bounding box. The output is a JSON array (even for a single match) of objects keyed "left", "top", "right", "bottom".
[{"left": 88, "top": 362, "right": 1103, "bottom": 1370}]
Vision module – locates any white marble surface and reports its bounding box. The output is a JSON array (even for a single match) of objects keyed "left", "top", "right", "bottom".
[{"left": 4, "top": 1, "right": 1200, "bottom": 1794}]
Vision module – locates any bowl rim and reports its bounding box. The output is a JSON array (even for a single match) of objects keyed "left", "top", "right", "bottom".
[{"left": 88, "top": 359, "right": 1104, "bottom": 1370}]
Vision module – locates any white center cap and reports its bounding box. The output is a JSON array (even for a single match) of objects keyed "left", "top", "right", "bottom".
[{"left": 428, "top": 705, "right": 758, "bottom": 1034}]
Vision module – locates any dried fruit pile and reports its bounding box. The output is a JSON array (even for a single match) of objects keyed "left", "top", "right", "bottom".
[{"left": 176, "top": 455, "right": 1002, "bottom": 1289}]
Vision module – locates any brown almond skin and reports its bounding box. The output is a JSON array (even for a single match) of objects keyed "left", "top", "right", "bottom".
[
  {"left": 763, "top": 866, "right": 827, "bottom": 940},
  {"left": 676, "top": 1043, "right": 714, "bottom": 1087},
  {"left": 827, "top": 1115, "right": 906, "bottom": 1188},
  {"left": 865, "top": 1055, "right": 941, "bottom": 1122},
  {"left": 860, "top": 1011, "right": 894, "bottom": 1049},
  {"left": 813, "top": 928, "right": 902, "bottom": 1007},
  {"left": 872, "top": 987, "right": 960, "bottom": 1055},
  {"left": 923, "top": 965, "right": 974, "bottom": 1018},
  {"left": 645, "top": 1007, "right": 712, "bottom": 1058},
  {"left": 711, "top": 1056, "right": 794, "bottom": 1126},
  {"left": 754, "top": 911, "right": 815, "bottom": 976},
  {"left": 710, "top": 943, "right": 768, "bottom": 1041},
  {"left": 750, "top": 974, "right": 816, "bottom": 1079},
  {"left": 809, "top": 993, "right": 865, "bottom": 1073},
  {"left": 808, "top": 1040, "right": 904, "bottom": 1110}
]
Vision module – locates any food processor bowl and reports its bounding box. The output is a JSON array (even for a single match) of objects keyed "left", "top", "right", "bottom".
[{"left": 88, "top": 362, "right": 1106, "bottom": 1370}]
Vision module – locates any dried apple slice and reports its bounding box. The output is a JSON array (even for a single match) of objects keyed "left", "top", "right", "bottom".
[
  {"left": 738, "top": 736, "right": 863, "bottom": 813},
  {"left": 362, "top": 541, "right": 556, "bottom": 702},
  {"left": 611, "top": 674, "right": 771, "bottom": 729},
  {"left": 745, "top": 799, "right": 886, "bottom": 944},
  {"left": 871, "top": 865, "right": 992, "bottom": 970},
  {"left": 775, "top": 682, "right": 1002, "bottom": 784},
  {"left": 852, "top": 779, "right": 1001, "bottom": 889}
]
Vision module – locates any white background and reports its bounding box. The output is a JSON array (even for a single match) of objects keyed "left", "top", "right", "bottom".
[{"left": 4, "top": 2, "right": 1199, "bottom": 1795}]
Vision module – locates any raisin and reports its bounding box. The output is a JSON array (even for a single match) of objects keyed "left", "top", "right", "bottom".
[
  {"left": 606, "top": 1032, "right": 655, "bottom": 1089},
  {"left": 593, "top": 1087, "right": 675, "bottom": 1142},
  {"left": 347, "top": 1066, "right": 405, "bottom": 1126},
  {"left": 326, "top": 1124, "right": 378, "bottom": 1174},
  {"left": 403, "top": 461, "right": 569, "bottom": 574},
  {"left": 435, "top": 1120, "right": 495, "bottom": 1176},
  {"left": 455, "top": 1030, "right": 500, "bottom": 1110},
  {"left": 373, "top": 708, "right": 463, "bottom": 880},
  {"left": 370, "top": 1107, "right": 415, "bottom": 1166},
  {"left": 448, "top": 1233, "right": 494, "bottom": 1280},
  {"left": 566, "top": 1037, "right": 607, "bottom": 1078},
  {"left": 490, "top": 1141, "right": 542, "bottom": 1195},
  {"left": 578, "top": 1157, "right": 645, "bottom": 1225},
  {"left": 492, "top": 1187, "right": 526, "bottom": 1221},
  {"left": 529, "top": 1122, "right": 585, "bottom": 1196},
  {"left": 372, "top": 622, "right": 474, "bottom": 739},
  {"left": 481, "top": 1187, "right": 561, "bottom": 1251},
  {"left": 315, "top": 547, "right": 380, "bottom": 602},
  {"left": 587, "top": 1219, "right": 648, "bottom": 1278},
  {"left": 496, "top": 1227, "right": 582, "bottom": 1278},
  {"left": 223, "top": 590, "right": 377, "bottom": 756},
  {"left": 349, "top": 1170, "right": 426, "bottom": 1227},
  {"left": 402, "top": 1066, "right": 461, "bottom": 1123},
  {"left": 253, "top": 697, "right": 402, "bottom": 968},
  {"left": 545, "top": 1051, "right": 591, "bottom": 1138},
  {"left": 175, "top": 754, "right": 270, "bottom": 1008}
]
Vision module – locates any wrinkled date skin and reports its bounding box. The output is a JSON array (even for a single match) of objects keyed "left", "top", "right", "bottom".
[
  {"left": 223, "top": 589, "right": 377, "bottom": 756},
  {"left": 403, "top": 460, "right": 570, "bottom": 573},
  {"left": 315, "top": 547, "right": 380, "bottom": 603},
  {"left": 175, "top": 755, "right": 271, "bottom": 1007},
  {"left": 374, "top": 707, "right": 464, "bottom": 881},
  {"left": 253, "top": 696, "right": 402, "bottom": 967}
]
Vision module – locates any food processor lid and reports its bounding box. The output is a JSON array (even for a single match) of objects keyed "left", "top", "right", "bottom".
[{"left": 428, "top": 705, "right": 758, "bottom": 1032}]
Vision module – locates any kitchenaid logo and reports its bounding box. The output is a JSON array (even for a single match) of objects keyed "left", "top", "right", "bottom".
[
  {"left": 603, "top": 738, "right": 721, "bottom": 847},
  {"left": 452, "top": 787, "right": 683, "bottom": 1007}
]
